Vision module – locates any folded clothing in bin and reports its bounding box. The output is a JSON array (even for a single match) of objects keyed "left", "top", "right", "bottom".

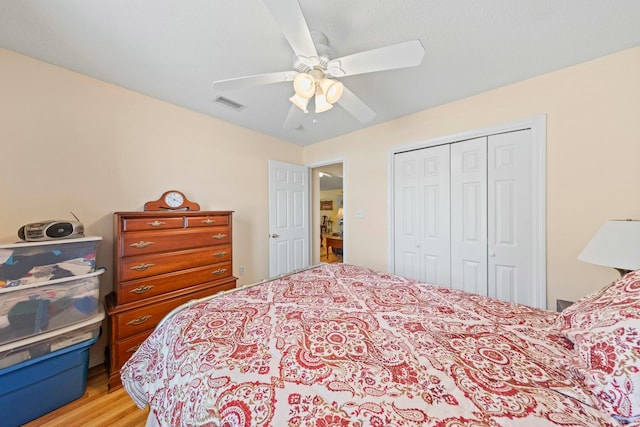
[
  {"left": 0, "top": 236, "right": 101, "bottom": 288},
  {"left": 0, "top": 269, "right": 103, "bottom": 346},
  {"left": 7, "top": 299, "right": 50, "bottom": 337},
  {"left": 0, "top": 306, "right": 104, "bottom": 370}
]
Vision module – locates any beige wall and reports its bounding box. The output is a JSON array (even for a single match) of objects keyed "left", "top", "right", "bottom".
[
  {"left": 1, "top": 49, "right": 303, "bottom": 363},
  {"left": 303, "top": 46, "right": 640, "bottom": 310}
]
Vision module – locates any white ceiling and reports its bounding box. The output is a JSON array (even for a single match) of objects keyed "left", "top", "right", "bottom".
[{"left": 1, "top": 1, "right": 639, "bottom": 146}]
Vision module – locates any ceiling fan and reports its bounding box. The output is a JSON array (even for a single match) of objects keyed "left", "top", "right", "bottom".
[{"left": 212, "top": 0, "right": 425, "bottom": 130}]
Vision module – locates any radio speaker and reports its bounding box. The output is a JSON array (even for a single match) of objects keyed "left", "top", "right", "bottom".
[{"left": 46, "top": 222, "right": 75, "bottom": 238}]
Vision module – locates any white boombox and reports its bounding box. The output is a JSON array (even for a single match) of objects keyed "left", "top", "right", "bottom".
[{"left": 18, "top": 220, "right": 85, "bottom": 241}]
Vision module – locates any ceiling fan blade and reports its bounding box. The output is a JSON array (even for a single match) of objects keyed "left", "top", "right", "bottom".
[
  {"left": 283, "top": 104, "right": 305, "bottom": 130},
  {"left": 337, "top": 86, "right": 376, "bottom": 123},
  {"left": 213, "top": 71, "right": 297, "bottom": 91},
  {"left": 262, "top": 0, "right": 318, "bottom": 62},
  {"left": 326, "top": 39, "right": 425, "bottom": 78}
]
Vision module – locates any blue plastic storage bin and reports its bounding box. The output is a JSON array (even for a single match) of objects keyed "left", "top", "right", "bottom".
[{"left": 0, "top": 334, "right": 98, "bottom": 427}]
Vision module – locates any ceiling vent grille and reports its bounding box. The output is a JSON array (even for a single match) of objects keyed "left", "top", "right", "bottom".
[{"left": 215, "top": 96, "right": 246, "bottom": 112}]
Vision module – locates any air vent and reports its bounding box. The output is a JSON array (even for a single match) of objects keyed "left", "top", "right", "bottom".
[{"left": 214, "top": 96, "right": 246, "bottom": 112}]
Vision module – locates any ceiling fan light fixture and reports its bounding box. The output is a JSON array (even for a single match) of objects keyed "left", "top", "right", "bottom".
[
  {"left": 289, "top": 94, "right": 310, "bottom": 113},
  {"left": 320, "top": 78, "right": 344, "bottom": 104},
  {"left": 314, "top": 92, "right": 333, "bottom": 113},
  {"left": 292, "top": 73, "right": 315, "bottom": 99}
]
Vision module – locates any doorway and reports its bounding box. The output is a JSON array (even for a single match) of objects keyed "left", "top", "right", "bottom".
[{"left": 312, "top": 163, "right": 344, "bottom": 264}]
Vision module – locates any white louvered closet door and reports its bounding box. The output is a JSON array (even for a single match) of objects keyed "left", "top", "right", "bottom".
[{"left": 393, "top": 145, "right": 451, "bottom": 285}]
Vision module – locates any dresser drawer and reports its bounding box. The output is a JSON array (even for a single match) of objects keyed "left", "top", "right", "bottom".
[
  {"left": 112, "top": 282, "right": 236, "bottom": 340},
  {"left": 186, "top": 214, "right": 230, "bottom": 228},
  {"left": 112, "top": 331, "right": 152, "bottom": 372},
  {"left": 117, "top": 261, "right": 233, "bottom": 304},
  {"left": 121, "top": 216, "right": 185, "bottom": 232},
  {"left": 121, "top": 226, "right": 231, "bottom": 256},
  {"left": 120, "top": 246, "right": 232, "bottom": 281}
]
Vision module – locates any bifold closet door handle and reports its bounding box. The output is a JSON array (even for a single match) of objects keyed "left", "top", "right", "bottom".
[{"left": 271, "top": 234, "right": 279, "bottom": 238}]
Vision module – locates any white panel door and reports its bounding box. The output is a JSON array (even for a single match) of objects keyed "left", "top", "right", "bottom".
[
  {"left": 394, "top": 146, "right": 451, "bottom": 285},
  {"left": 487, "top": 130, "right": 533, "bottom": 305},
  {"left": 450, "top": 137, "right": 488, "bottom": 295},
  {"left": 268, "top": 160, "right": 309, "bottom": 278},
  {"left": 393, "top": 151, "right": 420, "bottom": 279}
]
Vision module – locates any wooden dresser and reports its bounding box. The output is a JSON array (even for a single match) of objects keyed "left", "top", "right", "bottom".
[{"left": 105, "top": 210, "right": 237, "bottom": 391}]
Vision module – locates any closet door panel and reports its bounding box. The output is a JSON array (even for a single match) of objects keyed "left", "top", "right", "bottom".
[
  {"left": 394, "top": 147, "right": 450, "bottom": 285},
  {"left": 462, "top": 260, "right": 483, "bottom": 294},
  {"left": 420, "top": 146, "right": 451, "bottom": 286},
  {"left": 488, "top": 130, "right": 533, "bottom": 305},
  {"left": 394, "top": 152, "right": 421, "bottom": 280},
  {"left": 451, "top": 137, "right": 488, "bottom": 295}
]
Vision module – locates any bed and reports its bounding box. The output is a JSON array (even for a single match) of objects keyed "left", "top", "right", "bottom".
[{"left": 121, "top": 263, "right": 640, "bottom": 426}]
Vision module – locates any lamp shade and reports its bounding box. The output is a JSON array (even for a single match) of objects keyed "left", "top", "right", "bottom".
[
  {"left": 289, "top": 94, "right": 310, "bottom": 112},
  {"left": 319, "top": 78, "right": 344, "bottom": 104},
  {"left": 292, "top": 73, "right": 315, "bottom": 99},
  {"left": 578, "top": 220, "right": 640, "bottom": 271},
  {"left": 314, "top": 92, "right": 333, "bottom": 113}
]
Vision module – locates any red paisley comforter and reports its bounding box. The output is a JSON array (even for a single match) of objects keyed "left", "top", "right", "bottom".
[{"left": 121, "top": 264, "right": 620, "bottom": 426}]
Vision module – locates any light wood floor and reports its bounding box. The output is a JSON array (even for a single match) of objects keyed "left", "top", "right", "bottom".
[{"left": 23, "top": 364, "right": 148, "bottom": 427}]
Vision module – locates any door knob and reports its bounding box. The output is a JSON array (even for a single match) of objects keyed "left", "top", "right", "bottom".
[{"left": 271, "top": 233, "right": 280, "bottom": 238}]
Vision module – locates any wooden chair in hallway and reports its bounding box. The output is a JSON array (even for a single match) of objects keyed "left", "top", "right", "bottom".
[{"left": 320, "top": 215, "right": 328, "bottom": 246}]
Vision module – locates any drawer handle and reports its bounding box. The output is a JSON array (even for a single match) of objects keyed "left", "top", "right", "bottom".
[
  {"left": 212, "top": 234, "right": 227, "bottom": 240},
  {"left": 212, "top": 268, "right": 227, "bottom": 275},
  {"left": 127, "top": 315, "right": 152, "bottom": 325},
  {"left": 131, "top": 263, "right": 155, "bottom": 271},
  {"left": 126, "top": 345, "right": 140, "bottom": 353},
  {"left": 202, "top": 218, "right": 216, "bottom": 224},
  {"left": 213, "top": 251, "right": 228, "bottom": 257},
  {"left": 130, "top": 240, "right": 155, "bottom": 249},
  {"left": 130, "top": 285, "right": 154, "bottom": 294},
  {"left": 148, "top": 221, "right": 165, "bottom": 227}
]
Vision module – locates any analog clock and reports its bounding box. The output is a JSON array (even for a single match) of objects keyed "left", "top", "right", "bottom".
[
  {"left": 144, "top": 190, "right": 200, "bottom": 211},
  {"left": 164, "top": 191, "right": 184, "bottom": 208}
]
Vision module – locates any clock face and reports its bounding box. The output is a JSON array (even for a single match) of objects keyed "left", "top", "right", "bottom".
[{"left": 164, "top": 191, "right": 184, "bottom": 208}]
